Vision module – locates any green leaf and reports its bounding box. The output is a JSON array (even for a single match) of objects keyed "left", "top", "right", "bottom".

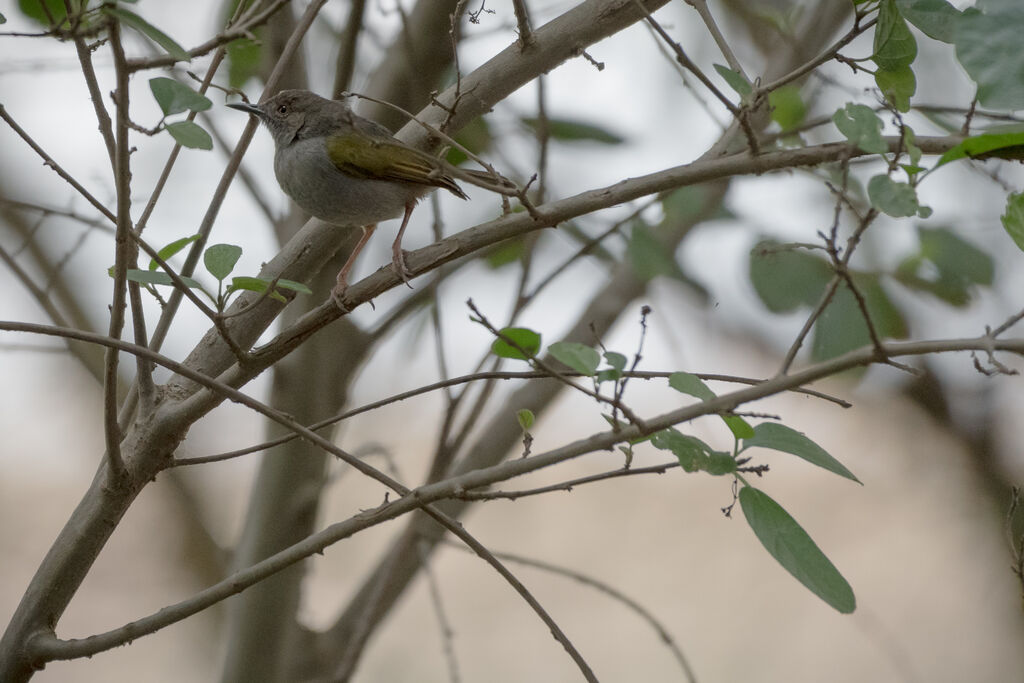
[
  {"left": 228, "top": 276, "right": 287, "bottom": 303},
  {"left": 833, "top": 104, "right": 888, "bottom": 155},
  {"left": 226, "top": 37, "right": 263, "bottom": 89},
  {"left": 873, "top": 0, "right": 917, "bottom": 71},
  {"left": 896, "top": 0, "right": 962, "bottom": 43},
  {"left": 1002, "top": 192, "right": 1024, "bottom": 253},
  {"left": 705, "top": 451, "right": 738, "bottom": 476},
  {"left": 651, "top": 429, "right": 718, "bottom": 473},
  {"left": 768, "top": 85, "right": 806, "bottom": 132},
  {"left": 548, "top": 341, "right": 601, "bottom": 376},
  {"left": 149, "top": 78, "right": 212, "bottom": 116},
  {"left": 520, "top": 116, "right": 624, "bottom": 145},
  {"left": 867, "top": 175, "right": 921, "bottom": 217},
  {"left": 517, "top": 409, "right": 535, "bottom": 431},
  {"left": 723, "top": 415, "right": 755, "bottom": 440},
  {"left": 103, "top": 6, "right": 190, "bottom": 62},
  {"left": 484, "top": 237, "right": 526, "bottom": 269},
  {"left": 955, "top": 5, "right": 1024, "bottom": 109},
  {"left": 116, "top": 268, "right": 202, "bottom": 289},
  {"left": 874, "top": 65, "right": 916, "bottom": 112},
  {"left": 149, "top": 234, "right": 200, "bottom": 270},
  {"left": 714, "top": 63, "right": 752, "bottom": 97},
  {"left": 744, "top": 423, "right": 860, "bottom": 483},
  {"left": 918, "top": 226, "right": 994, "bottom": 286},
  {"left": 204, "top": 244, "right": 242, "bottom": 280},
  {"left": 748, "top": 240, "right": 832, "bottom": 313},
  {"left": 596, "top": 369, "right": 621, "bottom": 384},
  {"left": 934, "top": 128, "right": 1024, "bottom": 168},
  {"left": 491, "top": 327, "right": 541, "bottom": 360},
  {"left": 739, "top": 487, "right": 856, "bottom": 614},
  {"left": 668, "top": 371, "right": 716, "bottom": 401},
  {"left": 17, "top": 0, "right": 66, "bottom": 26},
  {"left": 604, "top": 352, "right": 627, "bottom": 372},
  {"left": 268, "top": 278, "right": 313, "bottom": 295},
  {"left": 165, "top": 121, "right": 213, "bottom": 150},
  {"left": 628, "top": 222, "right": 685, "bottom": 282},
  {"left": 811, "top": 275, "right": 907, "bottom": 361},
  {"left": 447, "top": 116, "right": 493, "bottom": 167},
  {"left": 0, "top": 11, "right": 6, "bottom": 23}
]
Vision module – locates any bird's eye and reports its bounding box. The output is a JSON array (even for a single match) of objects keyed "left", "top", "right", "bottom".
[{"left": 277, "top": 104, "right": 288, "bottom": 114}]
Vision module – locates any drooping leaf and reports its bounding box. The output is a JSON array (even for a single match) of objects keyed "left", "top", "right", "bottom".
[
  {"left": 548, "top": 341, "right": 601, "bottom": 376},
  {"left": 103, "top": 6, "right": 190, "bottom": 62},
  {"left": 165, "top": 121, "right": 213, "bottom": 150},
  {"left": 204, "top": 244, "right": 242, "bottom": 280},
  {"left": 149, "top": 78, "right": 212, "bottom": 117},
  {"left": 743, "top": 423, "right": 860, "bottom": 483},
  {"left": 874, "top": 65, "right": 916, "bottom": 112},
  {"left": 873, "top": 0, "right": 918, "bottom": 71},
  {"left": 739, "top": 487, "right": 856, "bottom": 614},
  {"left": 491, "top": 327, "right": 541, "bottom": 360}
]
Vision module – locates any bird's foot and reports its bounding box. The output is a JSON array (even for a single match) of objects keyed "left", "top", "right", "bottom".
[{"left": 392, "top": 249, "right": 414, "bottom": 289}]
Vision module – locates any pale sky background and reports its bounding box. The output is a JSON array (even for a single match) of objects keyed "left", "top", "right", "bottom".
[{"left": 2, "top": 1, "right": 1024, "bottom": 681}]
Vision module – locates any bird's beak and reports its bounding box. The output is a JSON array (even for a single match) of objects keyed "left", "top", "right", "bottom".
[{"left": 227, "top": 101, "right": 263, "bottom": 117}]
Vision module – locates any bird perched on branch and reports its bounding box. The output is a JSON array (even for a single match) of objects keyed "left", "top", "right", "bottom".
[{"left": 229, "top": 89, "right": 514, "bottom": 308}]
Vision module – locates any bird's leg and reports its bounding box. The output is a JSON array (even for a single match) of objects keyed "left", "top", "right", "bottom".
[
  {"left": 390, "top": 201, "right": 416, "bottom": 288},
  {"left": 331, "top": 224, "right": 377, "bottom": 310}
]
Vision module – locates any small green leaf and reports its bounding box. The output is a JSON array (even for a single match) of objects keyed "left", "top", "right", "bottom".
[
  {"left": 714, "top": 63, "right": 752, "bottom": 97},
  {"left": 103, "top": 6, "right": 190, "bottom": 62},
  {"left": 833, "top": 103, "right": 888, "bottom": 155},
  {"left": 596, "top": 369, "right": 621, "bottom": 384},
  {"left": 768, "top": 85, "right": 806, "bottom": 132},
  {"left": 491, "top": 327, "right": 541, "bottom": 360},
  {"left": 116, "top": 268, "right": 202, "bottom": 289},
  {"left": 874, "top": 65, "right": 916, "bottom": 112},
  {"left": 229, "top": 276, "right": 286, "bottom": 303},
  {"left": 668, "top": 371, "right": 716, "bottom": 401},
  {"left": 204, "top": 244, "right": 242, "bottom": 280},
  {"left": 549, "top": 341, "right": 601, "bottom": 376},
  {"left": 517, "top": 409, "right": 535, "bottom": 431},
  {"left": 165, "top": 121, "right": 213, "bottom": 150},
  {"left": 149, "top": 234, "right": 201, "bottom": 270},
  {"left": 520, "top": 116, "right": 624, "bottom": 145},
  {"left": 1002, "top": 192, "right": 1024, "bottom": 253},
  {"left": 867, "top": 175, "right": 921, "bottom": 217},
  {"left": 723, "top": 415, "right": 755, "bottom": 440},
  {"left": 651, "top": 428, "right": 711, "bottom": 473},
  {"left": 269, "top": 278, "right": 313, "bottom": 295},
  {"left": 743, "top": 423, "right": 860, "bottom": 483},
  {"left": 740, "top": 487, "right": 856, "bottom": 614},
  {"left": 149, "top": 78, "right": 212, "bottom": 116},
  {"left": 604, "top": 352, "right": 627, "bottom": 372},
  {"left": 0, "top": 11, "right": 7, "bottom": 23},
  {"left": 873, "top": 0, "right": 917, "bottom": 71}
]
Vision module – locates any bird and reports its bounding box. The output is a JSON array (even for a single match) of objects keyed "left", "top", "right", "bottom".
[{"left": 228, "top": 89, "right": 511, "bottom": 307}]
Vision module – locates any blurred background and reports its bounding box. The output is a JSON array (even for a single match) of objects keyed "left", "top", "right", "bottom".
[{"left": 2, "top": 0, "right": 1024, "bottom": 681}]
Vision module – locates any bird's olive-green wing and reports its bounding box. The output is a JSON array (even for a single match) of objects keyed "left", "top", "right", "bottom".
[{"left": 325, "top": 132, "right": 467, "bottom": 198}]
